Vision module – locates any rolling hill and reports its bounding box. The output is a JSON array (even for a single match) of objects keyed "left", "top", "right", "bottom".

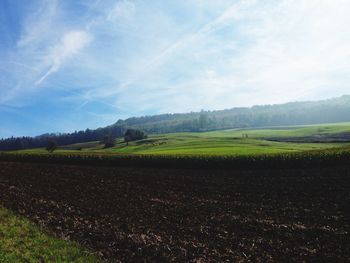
[
  {"left": 13, "top": 122, "right": 350, "bottom": 156},
  {"left": 1, "top": 95, "right": 350, "bottom": 151}
]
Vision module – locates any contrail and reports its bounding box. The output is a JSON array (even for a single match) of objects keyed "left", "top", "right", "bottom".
[{"left": 115, "top": 2, "right": 241, "bottom": 93}]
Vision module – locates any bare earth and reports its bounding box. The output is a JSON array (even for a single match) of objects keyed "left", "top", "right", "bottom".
[{"left": 0, "top": 162, "right": 349, "bottom": 262}]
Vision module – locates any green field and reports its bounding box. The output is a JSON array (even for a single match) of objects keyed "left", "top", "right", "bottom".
[
  {"left": 0, "top": 207, "right": 102, "bottom": 263},
  {"left": 14, "top": 122, "right": 350, "bottom": 156}
]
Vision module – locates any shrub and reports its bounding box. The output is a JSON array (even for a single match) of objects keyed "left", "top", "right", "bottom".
[
  {"left": 124, "top": 129, "right": 147, "bottom": 145},
  {"left": 46, "top": 140, "right": 57, "bottom": 153},
  {"left": 100, "top": 135, "right": 115, "bottom": 148}
]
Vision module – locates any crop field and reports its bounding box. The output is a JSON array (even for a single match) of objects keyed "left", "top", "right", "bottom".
[
  {"left": 13, "top": 122, "right": 350, "bottom": 156},
  {"left": 0, "top": 161, "right": 349, "bottom": 262}
]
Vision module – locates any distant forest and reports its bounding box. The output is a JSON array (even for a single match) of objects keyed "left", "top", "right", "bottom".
[{"left": 1, "top": 95, "right": 350, "bottom": 150}]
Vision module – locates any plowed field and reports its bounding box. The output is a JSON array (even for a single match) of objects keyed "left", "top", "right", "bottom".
[{"left": 0, "top": 162, "right": 349, "bottom": 262}]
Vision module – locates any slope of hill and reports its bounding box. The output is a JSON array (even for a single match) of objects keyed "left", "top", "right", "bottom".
[
  {"left": 1, "top": 95, "right": 350, "bottom": 150},
  {"left": 13, "top": 122, "right": 350, "bottom": 156},
  {"left": 116, "top": 95, "right": 350, "bottom": 133}
]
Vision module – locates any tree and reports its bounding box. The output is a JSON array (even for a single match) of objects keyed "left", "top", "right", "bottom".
[
  {"left": 101, "top": 134, "right": 115, "bottom": 148},
  {"left": 124, "top": 129, "right": 147, "bottom": 145},
  {"left": 199, "top": 112, "right": 208, "bottom": 129},
  {"left": 46, "top": 139, "right": 57, "bottom": 153},
  {"left": 124, "top": 135, "right": 131, "bottom": 146}
]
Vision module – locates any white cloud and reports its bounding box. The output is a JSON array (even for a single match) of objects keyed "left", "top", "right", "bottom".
[
  {"left": 0, "top": 0, "right": 93, "bottom": 105},
  {"left": 17, "top": 0, "right": 59, "bottom": 48},
  {"left": 104, "top": 0, "right": 350, "bottom": 113},
  {"left": 107, "top": 0, "right": 135, "bottom": 21},
  {"left": 2, "top": 0, "right": 350, "bottom": 117},
  {"left": 35, "top": 30, "right": 92, "bottom": 85}
]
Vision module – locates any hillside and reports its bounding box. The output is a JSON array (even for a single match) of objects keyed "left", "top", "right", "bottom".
[
  {"left": 116, "top": 95, "right": 350, "bottom": 133},
  {"left": 12, "top": 122, "right": 350, "bottom": 156},
  {"left": 1, "top": 95, "right": 350, "bottom": 151}
]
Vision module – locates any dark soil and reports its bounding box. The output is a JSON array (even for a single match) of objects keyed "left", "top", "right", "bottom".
[{"left": 0, "top": 162, "right": 349, "bottom": 262}]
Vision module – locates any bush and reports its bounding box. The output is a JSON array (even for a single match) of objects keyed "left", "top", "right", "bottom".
[
  {"left": 100, "top": 135, "right": 115, "bottom": 148},
  {"left": 46, "top": 140, "right": 57, "bottom": 153},
  {"left": 124, "top": 129, "right": 147, "bottom": 145}
]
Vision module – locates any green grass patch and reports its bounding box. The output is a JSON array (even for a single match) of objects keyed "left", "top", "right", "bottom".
[
  {"left": 102, "top": 137, "right": 345, "bottom": 156},
  {"left": 0, "top": 206, "right": 103, "bottom": 263},
  {"left": 9, "top": 122, "right": 350, "bottom": 156}
]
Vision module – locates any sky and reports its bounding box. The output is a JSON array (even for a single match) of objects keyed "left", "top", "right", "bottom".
[{"left": 1, "top": 0, "right": 350, "bottom": 138}]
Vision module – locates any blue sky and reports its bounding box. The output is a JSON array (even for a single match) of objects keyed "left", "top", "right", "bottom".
[{"left": 1, "top": 0, "right": 350, "bottom": 137}]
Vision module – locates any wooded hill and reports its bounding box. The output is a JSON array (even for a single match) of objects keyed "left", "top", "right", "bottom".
[{"left": 1, "top": 95, "right": 350, "bottom": 150}]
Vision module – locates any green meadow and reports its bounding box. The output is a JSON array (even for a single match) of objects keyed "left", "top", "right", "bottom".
[{"left": 14, "top": 122, "right": 350, "bottom": 156}]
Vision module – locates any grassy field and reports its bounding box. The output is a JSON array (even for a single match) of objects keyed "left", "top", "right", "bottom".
[
  {"left": 14, "top": 122, "right": 350, "bottom": 156},
  {"left": 0, "top": 206, "right": 102, "bottom": 263}
]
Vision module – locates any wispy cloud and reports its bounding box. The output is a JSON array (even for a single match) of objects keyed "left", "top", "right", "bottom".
[
  {"left": 1, "top": 0, "right": 92, "bottom": 103},
  {"left": 17, "top": 0, "right": 59, "bottom": 48},
  {"left": 35, "top": 30, "right": 91, "bottom": 86},
  {"left": 112, "top": 0, "right": 350, "bottom": 112},
  {"left": 107, "top": 0, "right": 135, "bottom": 21},
  {"left": 1, "top": 0, "right": 350, "bottom": 136}
]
